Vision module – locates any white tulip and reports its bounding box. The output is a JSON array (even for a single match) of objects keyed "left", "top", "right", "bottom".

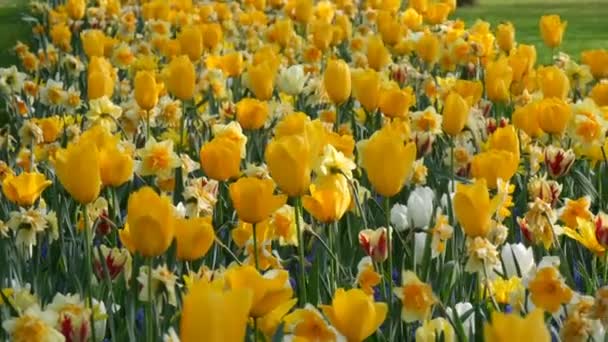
[
  {"left": 499, "top": 243, "right": 535, "bottom": 278},
  {"left": 407, "top": 186, "right": 435, "bottom": 229},
  {"left": 390, "top": 203, "right": 410, "bottom": 232},
  {"left": 414, "top": 232, "right": 427, "bottom": 265},
  {"left": 446, "top": 302, "right": 475, "bottom": 337},
  {"left": 277, "top": 64, "right": 308, "bottom": 95}
]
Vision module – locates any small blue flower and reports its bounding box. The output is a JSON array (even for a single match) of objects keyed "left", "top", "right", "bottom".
[{"left": 136, "top": 308, "right": 144, "bottom": 332}]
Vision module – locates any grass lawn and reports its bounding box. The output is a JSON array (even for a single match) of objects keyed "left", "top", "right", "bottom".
[
  {"left": 0, "top": 0, "right": 29, "bottom": 67},
  {"left": 455, "top": 0, "right": 608, "bottom": 62}
]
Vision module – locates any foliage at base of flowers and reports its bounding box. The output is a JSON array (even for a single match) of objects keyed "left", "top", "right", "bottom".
[{"left": 2, "top": 0, "right": 608, "bottom": 341}]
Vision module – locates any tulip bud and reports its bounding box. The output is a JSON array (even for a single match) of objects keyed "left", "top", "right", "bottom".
[
  {"left": 595, "top": 212, "right": 608, "bottom": 247},
  {"left": 496, "top": 22, "right": 515, "bottom": 53},
  {"left": 544, "top": 145, "right": 575, "bottom": 178},
  {"left": 358, "top": 227, "right": 389, "bottom": 262},
  {"left": 414, "top": 131, "right": 435, "bottom": 158},
  {"left": 166, "top": 55, "right": 196, "bottom": 100},
  {"left": 323, "top": 59, "right": 351, "bottom": 105},
  {"left": 93, "top": 245, "right": 131, "bottom": 281},
  {"left": 178, "top": 25, "right": 203, "bottom": 61},
  {"left": 539, "top": 14, "right": 567, "bottom": 48},
  {"left": 134, "top": 70, "right": 159, "bottom": 110},
  {"left": 442, "top": 91, "right": 470, "bottom": 136},
  {"left": 582, "top": 49, "right": 608, "bottom": 80}
]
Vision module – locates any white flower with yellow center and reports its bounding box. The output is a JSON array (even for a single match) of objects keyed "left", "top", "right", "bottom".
[
  {"left": 411, "top": 106, "right": 443, "bottom": 134},
  {"left": 137, "top": 264, "right": 178, "bottom": 308},
  {"left": 2, "top": 306, "right": 64, "bottom": 342},
  {"left": 87, "top": 96, "right": 123, "bottom": 132},
  {"left": 315, "top": 144, "right": 357, "bottom": 179},
  {"left": 136, "top": 137, "right": 181, "bottom": 179}
]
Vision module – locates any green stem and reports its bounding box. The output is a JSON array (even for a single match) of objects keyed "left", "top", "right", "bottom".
[
  {"left": 294, "top": 197, "right": 308, "bottom": 305},
  {"left": 82, "top": 205, "right": 97, "bottom": 342},
  {"left": 328, "top": 222, "right": 338, "bottom": 293},
  {"left": 146, "top": 257, "right": 154, "bottom": 342},
  {"left": 383, "top": 197, "right": 393, "bottom": 323}
]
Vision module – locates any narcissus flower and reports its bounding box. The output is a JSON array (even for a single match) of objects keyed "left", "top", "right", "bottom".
[
  {"left": 416, "top": 317, "right": 455, "bottom": 342},
  {"left": 323, "top": 59, "right": 351, "bottom": 105},
  {"left": 539, "top": 14, "right": 567, "bottom": 48},
  {"left": 54, "top": 139, "right": 101, "bottom": 204},
  {"left": 394, "top": 271, "right": 437, "bottom": 322},
  {"left": 180, "top": 280, "right": 253, "bottom": 342},
  {"left": 528, "top": 265, "right": 573, "bottom": 313},
  {"left": 136, "top": 138, "right": 181, "bottom": 179},
  {"left": 229, "top": 177, "right": 287, "bottom": 224},
  {"left": 236, "top": 98, "right": 269, "bottom": 130},
  {"left": 175, "top": 216, "right": 215, "bottom": 261},
  {"left": 2, "top": 172, "right": 51, "bottom": 207},
  {"left": 166, "top": 55, "right": 195, "bottom": 100},
  {"left": 224, "top": 265, "right": 293, "bottom": 318},
  {"left": 320, "top": 288, "right": 387, "bottom": 342},
  {"left": 358, "top": 125, "right": 417, "bottom": 197},
  {"left": 302, "top": 174, "right": 351, "bottom": 223},
  {"left": 123, "top": 186, "right": 175, "bottom": 257},
  {"left": 483, "top": 310, "right": 550, "bottom": 341},
  {"left": 454, "top": 179, "right": 498, "bottom": 237},
  {"left": 355, "top": 256, "right": 382, "bottom": 295}
]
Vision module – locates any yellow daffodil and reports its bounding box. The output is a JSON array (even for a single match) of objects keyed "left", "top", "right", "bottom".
[
  {"left": 528, "top": 266, "right": 573, "bottom": 313},
  {"left": 393, "top": 271, "right": 437, "bottom": 322}
]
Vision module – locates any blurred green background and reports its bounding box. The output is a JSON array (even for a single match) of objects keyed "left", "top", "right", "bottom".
[{"left": 0, "top": 0, "right": 606, "bottom": 67}]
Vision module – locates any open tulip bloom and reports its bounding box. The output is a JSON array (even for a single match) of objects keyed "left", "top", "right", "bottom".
[{"left": 2, "top": 1, "right": 608, "bottom": 341}]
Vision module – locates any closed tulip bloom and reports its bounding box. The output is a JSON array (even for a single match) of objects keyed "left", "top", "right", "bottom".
[
  {"left": 484, "top": 310, "right": 550, "bottom": 342},
  {"left": 453, "top": 178, "right": 498, "bottom": 237},
  {"left": 247, "top": 63, "right": 275, "bottom": 101},
  {"left": 471, "top": 150, "right": 519, "bottom": 189},
  {"left": 134, "top": 70, "right": 159, "bottom": 110},
  {"left": 323, "top": 59, "right": 351, "bottom": 105},
  {"left": 590, "top": 82, "right": 608, "bottom": 106},
  {"left": 351, "top": 68, "right": 381, "bottom": 112},
  {"left": 230, "top": 177, "right": 287, "bottom": 224},
  {"left": 442, "top": 91, "right": 470, "bottom": 136},
  {"left": 2, "top": 172, "right": 52, "bottom": 207},
  {"left": 265, "top": 134, "right": 312, "bottom": 197},
  {"left": 225, "top": 265, "right": 293, "bottom": 318},
  {"left": 81, "top": 30, "right": 106, "bottom": 57},
  {"left": 55, "top": 140, "right": 101, "bottom": 204},
  {"left": 367, "top": 35, "right": 391, "bottom": 71},
  {"left": 424, "top": 3, "right": 451, "bottom": 25},
  {"left": 98, "top": 145, "right": 133, "bottom": 187},
  {"left": 537, "top": 66, "right": 569, "bottom": 99},
  {"left": 178, "top": 25, "right": 203, "bottom": 61},
  {"left": 175, "top": 216, "right": 215, "bottom": 261},
  {"left": 87, "top": 71, "right": 114, "bottom": 100},
  {"left": 220, "top": 52, "right": 244, "bottom": 77},
  {"left": 581, "top": 49, "right": 608, "bottom": 79},
  {"left": 378, "top": 83, "right": 416, "bottom": 118},
  {"left": 496, "top": 22, "right": 515, "bottom": 53},
  {"left": 453, "top": 80, "right": 483, "bottom": 106},
  {"left": 320, "top": 288, "right": 387, "bottom": 342},
  {"left": 310, "top": 19, "right": 333, "bottom": 51},
  {"left": 201, "top": 23, "right": 223, "bottom": 50},
  {"left": 293, "top": 0, "right": 313, "bottom": 23},
  {"left": 167, "top": 55, "right": 196, "bottom": 100},
  {"left": 126, "top": 186, "right": 174, "bottom": 257},
  {"left": 236, "top": 98, "right": 269, "bottom": 130},
  {"left": 200, "top": 137, "right": 242, "bottom": 181},
  {"left": 180, "top": 281, "right": 253, "bottom": 342},
  {"left": 487, "top": 125, "right": 520, "bottom": 160},
  {"left": 485, "top": 57, "right": 513, "bottom": 103},
  {"left": 512, "top": 102, "right": 543, "bottom": 138},
  {"left": 66, "top": 0, "right": 86, "bottom": 20},
  {"left": 358, "top": 125, "right": 417, "bottom": 197},
  {"left": 509, "top": 44, "right": 537, "bottom": 82},
  {"left": 302, "top": 174, "right": 351, "bottom": 223},
  {"left": 416, "top": 31, "right": 440, "bottom": 65},
  {"left": 537, "top": 97, "right": 571, "bottom": 135},
  {"left": 539, "top": 14, "right": 567, "bottom": 48},
  {"left": 402, "top": 8, "right": 423, "bottom": 31}
]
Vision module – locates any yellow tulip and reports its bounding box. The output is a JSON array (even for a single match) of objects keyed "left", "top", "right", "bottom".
[
  {"left": 509, "top": 44, "right": 537, "bottom": 83},
  {"left": 50, "top": 23, "right": 72, "bottom": 51},
  {"left": 442, "top": 91, "right": 470, "bottom": 136},
  {"left": 537, "top": 97, "right": 571, "bottom": 135},
  {"left": 175, "top": 216, "right": 215, "bottom": 261},
  {"left": 265, "top": 134, "right": 312, "bottom": 197},
  {"left": 34, "top": 116, "right": 63, "bottom": 143},
  {"left": 98, "top": 146, "right": 133, "bottom": 188},
  {"left": 247, "top": 62, "right": 276, "bottom": 101},
  {"left": 496, "top": 22, "right": 515, "bottom": 53},
  {"left": 324, "top": 59, "right": 351, "bottom": 105},
  {"left": 229, "top": 177, "right": 287, "bottom": 224},
  {"left": 134, "top": 70, "right": 159, "bottom": 110},
  {"left": 487, "top": 124, "right": 520, "bottom": 160},
  {"left": 66, "top": 0, "right": 86, "bottom": 20},
  {"left": 81, "top": 30, "right": 106, "bottom": 58},
  {"left": 236, "top": 98, "right": 269, "bottom": 130},
  {"left": 471, "top": 150, "right": 519, "bottom": 189},
  {"left": 367, "top": 35, "right": 391, "bottom": 71},
  {"left": 180, "top": 281, "right": 253, "bottom": 342},
  {"left": 2, "top": 172, "right": 52, "bottom": 207},
  {"left": 358, "top": 125, "right": 417, "bottom": 197},
  {"left": 166, "top": 55, "right": 196, "bottom": 101},
  {"left": 351, "top": 68, "right": 381, "bottom": 112},
  {"left": 453, "top": 178, "right": 498, "bottom": 237},
  {"left": 581, "top": 49, "right": 608, "bottom": 79},
  {"left": 485, "top": 57, "right": 513, "bottom": 103},
  {"left": 225, "top": 265, "right": 293, "bottom": 318},
  {"left": 539, "top": 14, "right": 567, "bottom": 48},
  {"left": 409, "top": 0, "right": 428, "bottom": 14},
  {"left": 537, "top": 65, "right": 569, "bottom": 99},
  {"left": 484, "top": 310, "right": 551, "bottom": 342},
  {"left": 293, "top": 0, "right": 314, "bottom": 23},
  {"left": 201, "top": 23, "right": 223, "bottom": 50},
  {"left": 87, "top": 71, "right": 114, "bottom": 100},
  {"left": 126, "top": 186, "right": 174, "bottom": 257},
  {"left": 591, "top": 82, "right": 608, "bottom": 107},
  {"left": 310, "top": 19, "right": 333, "bottom": 51},
  {"left": 402, "top": 8, "right": 423, "bottom": 31},
  {"left": 416, "top": 31, "right": 440, "bottom": 65},
  {"left": 512, "top": 101, "right": 543, "bottom": 138},
  {"left": 424, "top": 3, "right": 451, "bottom": 25},
  {"left": 320, "top": 288, "right": 387, "bottom": 342},
  {"left": 377, "top": 12, "right": 402, "bottom": 45},
  {"left": 378, "top": 83, "right": 416, "bottom": 118},
  {"left": 54, "top": 140, "right": 101, "bottom": 204},
  {"left": 453, "top": 80, "right": 483, "bottom": 106},
  {"left": 178, "top": 25, "right": 203, "bottom": 61},
  {"left": 302, "top": 174, "right": 351, "bottom": 223},
  {"left": 200, "top": 137, "right": 242, "bottom": 182}
]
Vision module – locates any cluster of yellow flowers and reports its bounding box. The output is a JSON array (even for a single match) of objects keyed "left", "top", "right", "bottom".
[{"left": 2, "top": 0, "right": 608, "bottom": 341}]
